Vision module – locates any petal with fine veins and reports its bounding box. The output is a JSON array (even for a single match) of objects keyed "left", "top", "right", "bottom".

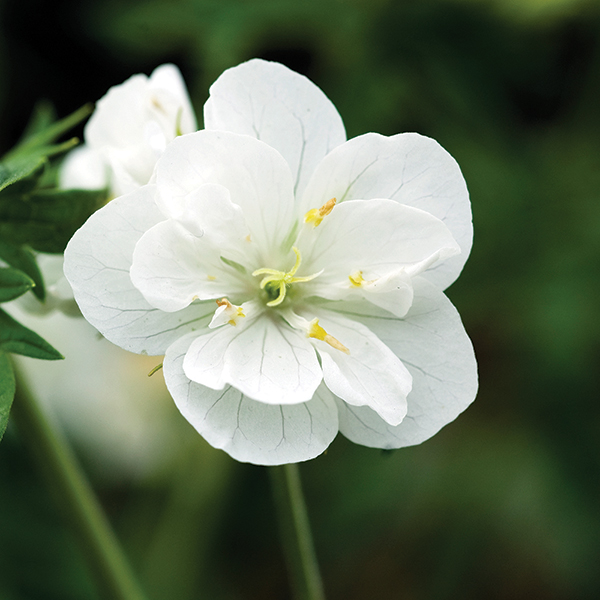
[
  {"left": 63, "top": 186, "right": 215, "bottom": 355},
  {"left": 330, "top": 277, "right": 478, "bottom": 448},
  {"left": 165, "top": 333, "right": 338, "bottom": 465},
  {"left": 204, "top": 58, "right": 346, "bottom": 199},
  {"left": 183, "top": 314, "right": 323, "bottom": 405},
  {"left": 306, "top": 310, "right": 411, "bottom": 426},
  {"left": 301, "top": 132, "right": 472, "bottom": 290}
]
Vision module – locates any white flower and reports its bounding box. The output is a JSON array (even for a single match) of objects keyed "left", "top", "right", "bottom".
[
  {"left": 64, "top": 59, "right": 477, "bottom": 465},
  {"left": 32, "top": 64, "right": 198, "bottom": 318},
  {"left": 61, "top": 63, "right": 197, "bottom": 195}
]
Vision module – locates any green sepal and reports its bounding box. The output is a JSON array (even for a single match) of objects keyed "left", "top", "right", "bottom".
[
  {"left": 0, "top": 351, "right": 16, "bottom": 442},
  {"left": 0, "top": 240, "right": 45, "bottom": 300},
  {"left": 0, "top": 267, "right": 35, "bottom": 302},
  {"left": 0, "top": 187, "right": 108, "bottom": 253},
  {"left": 0, "top": 308, "right": 63, "bottom": 360}
]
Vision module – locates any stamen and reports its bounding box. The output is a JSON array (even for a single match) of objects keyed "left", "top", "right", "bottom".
[
  {"left": 349, "top": 270, "right": 364, "bottom": 287},
  {"left": 307, "top": 318, "right": 350, "bottom": 354},
  {"left": 210, "top": 298, "right": 246, "bottom": 327},
  {"left": 304, "top": 197, "right": 337, "bottom": 227}
]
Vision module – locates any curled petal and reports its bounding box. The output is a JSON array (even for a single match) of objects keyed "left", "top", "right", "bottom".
[
  {"left": 301, "top": 133, "right": 472, "bottom": 289},
  {"left": 304, "top": 310, "right": 411, "bottom": 426},
  {"left": 302, "top": 199, "right": 458, "bottom": 316}
]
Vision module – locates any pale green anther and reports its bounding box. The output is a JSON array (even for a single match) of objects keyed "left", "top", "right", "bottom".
[{"left": 252, "top": 247, "right": 322, "bottom": 307}]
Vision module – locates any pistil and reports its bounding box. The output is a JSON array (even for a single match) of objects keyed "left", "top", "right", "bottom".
[{"left": 252, "top": 247, "right": 322, "bottom": 307}]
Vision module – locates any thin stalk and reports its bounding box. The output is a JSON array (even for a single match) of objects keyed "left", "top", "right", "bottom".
[
  {"left": 11, "top": 366, "right": 148, "bottom": 600},
  {"left": 269, "top": 463, "right": 326, "bottom": 600}
]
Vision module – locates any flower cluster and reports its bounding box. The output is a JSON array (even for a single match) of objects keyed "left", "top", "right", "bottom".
[{"left": 64, "top": 59, "right": 477, "bottom": 465}]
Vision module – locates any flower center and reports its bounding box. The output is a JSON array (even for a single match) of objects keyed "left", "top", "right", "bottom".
[{"left": 252, "top": 247, "right": 322, "bottom": 307}]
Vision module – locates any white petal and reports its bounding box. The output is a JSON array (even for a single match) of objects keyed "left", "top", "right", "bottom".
[
  {"left": 178, "top": 183, "right": 250, "bottom": 246},
  {"left": 204, "top": 58, "right": 346, "bottom": 199},
  {"left": 306, "top": 310, "right": 411, "bottom": 426},
  {"left": 130, "top": 219, "right": 247, "bottom": 312},
  {"left": 182, "top": 314, "right": 322, "bottom": 405},
  {"left": 330, "top": 277, "right": 478, "bottom": 448},
  {"left": 85, "top": 64, "right": 197, "bottom": 195},
  {"left": 301, "top": 133, "right": 472, "bottom": 289},
  {"left": 165, "top": 333, "right": 338, "bottom": 465},
  {"left": 302, "top": 199, "right": 459, "bottom": 316},
  {"left": 64, "top": 187, "right": 215, "bottom": 355},
  {"left": 155, "top": 130, "right": 296, "bottom": 258},
  {"left": 148, "top": 64, "right": 197, "bottom": 135},
  {"left": 59, "top": 145, "right": 109, "bottom": 190}
]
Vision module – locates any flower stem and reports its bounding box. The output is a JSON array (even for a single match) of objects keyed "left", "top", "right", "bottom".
[
  {"left": 11, "top": 366, "right": 148, "bottom": 600},
  {"left": 269, "top": 463, "right": 326, "bottom": 600}
]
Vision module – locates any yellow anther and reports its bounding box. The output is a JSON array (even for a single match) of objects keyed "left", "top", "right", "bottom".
[
  {"left": 252, "top": 247, "right": 322, "bottom": 307},
  {"left": 307, "top": 318, "right": 349, "bottom": 354},
  {"left": 349, "top": 270, "right": 364, "bottom": 288},
  {"left": 207, "top": 275, "right": 216, "bottom": 281},
  {"left": 215, "top": 298, "right": 245, "bottom": 326},
  {"left": 304, "top": 197, "right": 337, "bottom": 227}
]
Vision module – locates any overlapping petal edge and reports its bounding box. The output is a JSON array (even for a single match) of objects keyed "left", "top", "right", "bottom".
[{"left": 64, "top": 58, "right": 477, "bottom": 465}]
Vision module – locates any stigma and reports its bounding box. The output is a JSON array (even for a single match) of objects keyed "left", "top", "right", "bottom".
[{"left": 252, "top": 247, "right": 322, "bottom": 307}]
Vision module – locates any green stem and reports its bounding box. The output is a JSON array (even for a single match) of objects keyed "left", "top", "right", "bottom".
[
  {"left": 269, "top": 463, "right": 326, "bottom": 600},
  {"left": 11, "top": 366, "right": 148, "bottom": 600}
]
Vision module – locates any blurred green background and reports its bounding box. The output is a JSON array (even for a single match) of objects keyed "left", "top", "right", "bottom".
[{"left": 1, "top": 0, "right": 600, "bottom": 598}]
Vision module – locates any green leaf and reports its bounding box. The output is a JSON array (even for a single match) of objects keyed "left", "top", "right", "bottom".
[
  {"left": 17, "top": 101, "right": 58, "bottom": 146},
  {"left": 0, "top": 308, "right": 63, "bottom": 360},
  {"left": 0, "top": 267, "right": 34, "bottom": 302},
  {"left": 0, "top": 154, "right": 47, "bottom": 194},
  {"left": 0, "top": 137, "right": 80, "bottom": 196},
  {"left": 5, "top": 103, "right": 93, "bottom": 159},
  {"left": 0, "top": 351, "right": 16, "bottom": 442},
  {"left": 0, "top": 240, "right": 45, "bottom": 300},
  {"left": 0, "top": 187, "right": 108, "bottom": 253}
]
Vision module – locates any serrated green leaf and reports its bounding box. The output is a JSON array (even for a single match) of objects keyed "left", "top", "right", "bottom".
[
  {"left": 0, "top": 240, "right": 45, "bottom": 300},
  {"left": 0, "top": 267, "right": 34, "bottom": 302},
  {"left": 0, "top": 308, "right": 63, "bottom": 360},
  {"left": 0, "top": 351, "right": 16, "bottom": 442},
  {"left": 0, "top": 187, "right": 107, "bottom": 253}
]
